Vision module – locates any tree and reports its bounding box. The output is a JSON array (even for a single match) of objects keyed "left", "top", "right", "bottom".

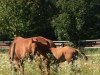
[
  {"left": 51, "top": 0, "right": 86, "bottom": 41},
  {"left": 51, "top": 0, "right": 100, "bottom": 41},
  {"left": 0, "top": 0, "right": 57, "bottom": 40}
]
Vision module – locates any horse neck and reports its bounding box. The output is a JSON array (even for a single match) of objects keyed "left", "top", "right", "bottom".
[
  {"left": 50, "top": 47, "right": 62, "bottom": 59},
  {"left": 50, "top": 47, "right": 56, "bottom": 53}
]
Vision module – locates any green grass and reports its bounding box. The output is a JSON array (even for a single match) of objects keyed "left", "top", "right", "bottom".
[
  {"left": 84, "top": 48, "right": 100, "bottom": 54},
  {"left": 0, "top": 49, "right": 100, "bottom": 75}
]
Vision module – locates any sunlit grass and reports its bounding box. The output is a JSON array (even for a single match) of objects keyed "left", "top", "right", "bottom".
[
  {"left": 0, "top": 49, "right": 100, "bottom": 75},
  {"left": 0, "top": 53, "right": 11, "bottom": 75}
]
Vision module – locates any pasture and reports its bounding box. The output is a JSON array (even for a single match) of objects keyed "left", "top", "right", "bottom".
[{"left": 0, "top": 49, "right": 100, "bottom": 75}]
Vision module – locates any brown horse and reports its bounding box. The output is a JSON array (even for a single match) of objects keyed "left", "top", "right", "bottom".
[
  {"left": 9, "top": 36, "right": 56, "bottom": 75},
  {"left": 32, "top": 36, "right": 56, "bottom": 48},
  {"left": 32, "top": 36, "right": 56, "bottom": 75},
  {"left": 50, "top": 46, "right": 88, "bottom": 63},
  {"left": 9, "top": 36, "right": 37, "bottom": 75},
  {"left": 49, "top": 46, "right": 88, "bottom": 73}
]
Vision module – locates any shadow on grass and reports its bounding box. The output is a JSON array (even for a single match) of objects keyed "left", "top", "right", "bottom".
[{"left": 0, "top": 49, "right": 8, "bottom": 53}]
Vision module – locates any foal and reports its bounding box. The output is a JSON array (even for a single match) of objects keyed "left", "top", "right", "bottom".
[
  {"left": 50, "top": 46, "right": 88, "bottom": 63},
  {"left": 50, "top": 46, "right": 88, "bottom": 73}
]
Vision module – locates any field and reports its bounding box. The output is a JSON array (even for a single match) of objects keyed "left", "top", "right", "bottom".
[{"left": 0, "top": 49, "right": 100, "bottom": 75}]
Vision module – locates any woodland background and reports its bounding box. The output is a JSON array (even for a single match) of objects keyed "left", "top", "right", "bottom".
[{"left": 0, "top": 0, "right": 100, "bottom": 41}]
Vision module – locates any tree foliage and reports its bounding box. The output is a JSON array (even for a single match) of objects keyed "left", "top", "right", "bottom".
[
  {"left": 0, "top": 0, "right": 100, "bottom": 41},
  {"left": 51, "top": 0, "right": 99, "bottom": 41},
  {"left": 0, "top": 0, "right": 57, "bottom": 40}
]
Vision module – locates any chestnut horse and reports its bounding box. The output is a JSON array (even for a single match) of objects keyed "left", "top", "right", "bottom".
[
  {"left": 32, "top": 36, "right": 56, "bottom": 75},
  {"left": 50, "top": 46, "right": 88, "bottom": 73},
  {"left": 9, "top": 36, "right": 37, "bottom": 75},
  {"left": 9, "top": 36, "right": 56, "bottom": 75},
  {"left": 50, "top": 46, "right": 88, "bottom": 63}
]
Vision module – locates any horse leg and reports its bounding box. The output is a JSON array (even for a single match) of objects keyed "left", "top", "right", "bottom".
[
  {"left": 11, "top": 62, "right": 17, "bottom": 75},
  {"left": 39, "top": 56, "right": 50, "bottom": 75},
  {"left": 46, "top": 60, "right": 50, "bottom": 75},
  {"left": 37, "top": 55, "right": 44, "bottom": 75},
  {"left": 43, "top": 58, "right": 50, "bottom": 75},
  {"left": 11, "top": 60, "right": 20, "bottom": 75},
  {"left": 19, "top": 59, "right": 24, "bottom": 75},
  {"left": 53, "top": 62, "right": 59, "bottom": 75},
  {"left": 20, "top": 63, "right": 24, "bottom": 75}
]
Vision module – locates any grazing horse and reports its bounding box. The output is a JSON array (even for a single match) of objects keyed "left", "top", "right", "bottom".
[
  {"left": 32, "top": 36, "right": 56, "bottom": 75},
  {"left": 50, "top": 46, "right": 88, "bottom": 63},
  {"left": 32, "top": 36, "right": 56, "bottom": 48},
  {"left": 9, "top": 36, "right": 37, "bottom": 75},
  {"left": 9, "top": 36, "right": 56, "bottom": 75},
  {"left": 50, "top": 46, "right": 88, "bottom": 73}
]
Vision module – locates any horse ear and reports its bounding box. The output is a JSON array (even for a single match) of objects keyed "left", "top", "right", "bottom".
[{"left": 32, "top": 38, "right": 38, "bottom": 43}]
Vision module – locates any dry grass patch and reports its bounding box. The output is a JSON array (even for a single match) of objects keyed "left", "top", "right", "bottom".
[{"left": 0, "top": 50, "right": 100, "bottom": 75}]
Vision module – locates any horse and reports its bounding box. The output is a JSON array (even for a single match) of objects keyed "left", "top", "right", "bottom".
[
  {"left": 9, "top": 36, "right": 56, "bottom": 75},
  {"left": 49, "top": 46, "right": 88, "bottom": 73},
  {"left": 9, "top": 36, "right": 37, "bottom": 75},
  {"left": 31, "top": 36, "right": 56, "bottom": 75}
]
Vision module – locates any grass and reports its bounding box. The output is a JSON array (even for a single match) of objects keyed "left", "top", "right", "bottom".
[{"left": 0, "top": 49, "right": 100, "bottom": 75}]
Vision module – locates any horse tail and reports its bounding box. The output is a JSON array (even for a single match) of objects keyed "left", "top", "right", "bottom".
[
  {"left": 9, "top": 42, "right": 16, "bottom": 74},
  {"left": 75, "top": 49, "right": 88, "bottom": 61},
  {"left": 11, "top": 43, "right": 16, "bottom": 62}
]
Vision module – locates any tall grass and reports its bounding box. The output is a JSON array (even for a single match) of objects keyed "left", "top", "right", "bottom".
[{"left": 0, "top": 49, "right": 100, "bottom": 75}]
